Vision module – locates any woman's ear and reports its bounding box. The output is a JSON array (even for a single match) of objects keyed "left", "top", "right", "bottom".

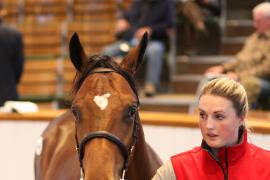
[{"left": 238, "top": 114, "right": 246, "bottom": 127}]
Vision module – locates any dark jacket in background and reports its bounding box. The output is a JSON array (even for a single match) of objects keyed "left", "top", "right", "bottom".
[
  {"left": 119, "top": 0, "right": 175, "bottom": 42},
  {"left": 0, "top": 23, "right": 24, "bottom": 106}
]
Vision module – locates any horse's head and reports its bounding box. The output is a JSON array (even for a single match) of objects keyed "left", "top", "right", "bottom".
[{"left": 69, "top": 33, "right": 148, "bottom": 180}]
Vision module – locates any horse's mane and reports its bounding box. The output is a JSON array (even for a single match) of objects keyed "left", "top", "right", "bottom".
[{"left": 72, "top": 55, "right": 139, "bottom": 102}]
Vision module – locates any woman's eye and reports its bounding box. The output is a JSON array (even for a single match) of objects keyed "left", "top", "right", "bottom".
[
  {"left": 215, "top": 114, "right": 224, "bottom": 120},
  {"left": 199, "top": 112, "right": 207, "bottom": 120}
]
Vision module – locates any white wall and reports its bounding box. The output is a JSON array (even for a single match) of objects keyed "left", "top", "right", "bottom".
[
  {"left": 0, "top": 121, "right": 48, "bottom": 180},
  {"left": 143, "top": 125, "right": 270, "bottom": 162},
  {"left": 0, "top": 121, "right": 270, "bottom": 180}
]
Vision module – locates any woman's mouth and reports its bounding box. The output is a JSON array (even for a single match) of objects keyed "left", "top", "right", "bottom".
[{"left": 207, "top": 133, "right": 218, "bottom": 138}]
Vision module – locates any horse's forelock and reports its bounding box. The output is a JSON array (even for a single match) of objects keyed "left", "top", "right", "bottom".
[{"left": 72, "top": 55, "right": 113, "bottom": 93}]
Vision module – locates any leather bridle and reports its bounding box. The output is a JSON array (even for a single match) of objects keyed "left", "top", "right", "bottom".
[{"left": 73, "top": 68, "right": 140, "bottom": 180}]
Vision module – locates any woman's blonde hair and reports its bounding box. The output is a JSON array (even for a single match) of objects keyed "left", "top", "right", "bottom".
[{"left": 199, "top": 77, "right": 249, "bottom": 118}]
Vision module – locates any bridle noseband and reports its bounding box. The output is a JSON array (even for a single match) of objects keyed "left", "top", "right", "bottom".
[{"left": 73, "top": 68, "right": 140, "bottom": 180}]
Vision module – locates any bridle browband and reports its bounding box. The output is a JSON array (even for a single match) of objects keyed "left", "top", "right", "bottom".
[{"left": 73, "top": 67, "right": 140, "bottom": 180}]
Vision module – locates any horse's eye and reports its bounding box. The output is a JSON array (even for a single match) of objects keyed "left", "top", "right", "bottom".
[
  {"left": 71, "top": 107, "right": 80, "bottom": 121},
  {"left": 128, "top": 106, "right": 138, "bottom": 117}
]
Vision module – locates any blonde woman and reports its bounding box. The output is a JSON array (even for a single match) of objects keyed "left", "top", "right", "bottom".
[{"left": 152, "top": 77, "right": 270, "bottom": 180}]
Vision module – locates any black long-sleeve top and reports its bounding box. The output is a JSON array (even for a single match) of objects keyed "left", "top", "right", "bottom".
[
  {"left": 0, "top": 23, "right": 24, "bottom": 105},
  {"left": 120, "top": 0, "right": 176, "bottom": 41}
]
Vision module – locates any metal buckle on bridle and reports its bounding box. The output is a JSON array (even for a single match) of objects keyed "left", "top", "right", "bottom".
[
  {"left": 120, "top": 169, "right": 126, "bottom": 180},
  {"left": 80, "top": 168, "right": 84, "bottom": 180}
]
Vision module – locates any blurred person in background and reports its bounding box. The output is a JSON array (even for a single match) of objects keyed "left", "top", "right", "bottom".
[
  {"left": 177, "top": 0, "right": 221, "bottom": 55},
  {"left": 206, "top": 2, "right": 270, "bottom": 109},
  {"left": 103, "top": 0, "right": 175, "bottom": 97},
  {"left": 0, "top": 1, "right": 24, "bottom": 106},
  {"left": 196, "top": 0, "right": 221, "bottom": 17}
]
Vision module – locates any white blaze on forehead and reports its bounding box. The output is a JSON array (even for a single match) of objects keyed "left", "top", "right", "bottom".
[
  {"left": 35, "top": 136, "right": 43, "bottom": 156},
  {"left": 93, "top": 93, "right": 111, "bottom": 110}
]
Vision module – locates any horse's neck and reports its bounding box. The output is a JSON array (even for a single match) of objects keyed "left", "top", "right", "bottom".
[{"left": 127, "top": 124, "right": 162, "bottom": 180}]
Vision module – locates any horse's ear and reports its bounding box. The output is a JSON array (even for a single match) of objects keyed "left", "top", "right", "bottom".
[
  {"left": 69, "top": 33, "right": 88, "bottom": 72},
  {"left": 120, "top": 32, "right": 148, "bottom": 75}
]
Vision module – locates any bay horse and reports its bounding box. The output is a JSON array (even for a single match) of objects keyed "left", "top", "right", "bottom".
[{"left": 34, "top": 32, "right": 162, "bottom": 180}]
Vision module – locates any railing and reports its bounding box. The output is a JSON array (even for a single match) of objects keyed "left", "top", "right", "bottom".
[{"left": 1, "top": 110, "right": 270, "bottom": 134}]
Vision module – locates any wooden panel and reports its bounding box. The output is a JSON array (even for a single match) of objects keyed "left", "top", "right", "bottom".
[
  {"left": 73, "top": 14, "right": 115, "bottom": 22},
  {"left": 18, "top": 59, "right": 59, "bottom": 98},
  {"left": 2, "top": 0, "right": 20, "bottom": 23},
  {"left": 24, "top": 47, "right": 62, "bottom": 56},
  {"left": 23, "top": 58, "right": 58, "bottom": 72},
  {"left": 24, "top": 0, "right": 67, "bottom": 22},
  {"left": 18, "top": 83, "right": 57, "bottom": 95},
  {"left": 24, "top": 38, "right": 61, "bottom": 46},
  {"left": 68, "top": 21, "right": 115, "bottom": 33},
  {"left": 21, "top": 72, "right": 57, "bottom": 84},
  {"left": 25, "top": 0, "right": 66, "bottom": 3},
  {"left": 73, "top": 0, "right": 116, "bottom": 21},
  {"left": 68, "top": 34, "right": 115, "bottom": 44},
  {"left": 74, "top": 3, "right": 115, "bottom": 12},
  {"left": 18, "top": 22, "right": 62, "bottom": 56},
  {"left": 63, "top": 83, "right": 73, "bottom": 94},
  {"left": 63, "top": 59, "right": 74, "bottom": 69},
  {"left": 63, "top": 70, "right": 76, "bottom": 81},
  {"left": 24, "top": 59, "right": 58, "bottom": 71},
  {"left": 63, "top": 60, "right": 76, "bottom": 93},
  {"left": 67, "top": 22, "right": 116, "bottom": 54}
]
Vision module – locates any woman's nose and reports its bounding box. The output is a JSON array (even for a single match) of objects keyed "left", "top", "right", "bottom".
[{"left": 206, "top": 118, "right": 215, "bottom": 129}]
